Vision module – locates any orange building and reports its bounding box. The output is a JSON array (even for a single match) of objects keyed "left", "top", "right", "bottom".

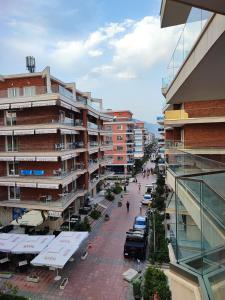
[{"left": 104, "top": 110, "right": 135, "bottom": 176}]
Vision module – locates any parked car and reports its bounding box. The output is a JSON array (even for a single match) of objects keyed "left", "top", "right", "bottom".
[
  {"left": 60, "top": 221, "right": 75, "bottom": 231},
  {"left": 133, "top": 216, "right": 149, "bottom": 235},
  {"left": 123, "top": 230, "right": 147, "bottom": 260},
  {"left": 70, "top": 214, "right": 81, "bottom": 224},
  {"left": 141, "top": 194, "right": 152, "bottom": 205},
  {"left": 0, "top": 225, "right": 13, "bottom": 233}
]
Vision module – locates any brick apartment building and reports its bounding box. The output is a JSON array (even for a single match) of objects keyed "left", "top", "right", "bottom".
[
  {"left": 103, "top": 110, "right": 135, "bottom": 176},
  {"left": 0, "top": 66, "right": 113, "bottom": 229},
  {"left": 160, "top": 1, "right": 225, "bottom": 299}
]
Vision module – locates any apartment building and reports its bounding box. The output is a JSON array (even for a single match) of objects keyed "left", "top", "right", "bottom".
[
  {"left": 160, "top": 1, "right": 225, "bottom": 299},
  {"left": 134, "top": 121, "right": 145, "bottom": 159},
  {"left": 103, "top": 110, "right": 135, "bottom": 176},
  {"left": 0, "top": 66, "right": 113, "bottom": 229}
]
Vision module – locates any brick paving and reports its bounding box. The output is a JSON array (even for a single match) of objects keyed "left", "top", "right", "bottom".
[{"left": 2, "top": 162, "right": 155, "bottom": 300}]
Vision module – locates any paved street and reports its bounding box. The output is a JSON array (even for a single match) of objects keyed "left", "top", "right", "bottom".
[{"left": 9, "top": 162, "right": 155, "bottom": 300}]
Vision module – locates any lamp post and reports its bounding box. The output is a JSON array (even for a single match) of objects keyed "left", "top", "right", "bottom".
[{"left": 151, "top": 208, "right": 156, "bottom": 262}]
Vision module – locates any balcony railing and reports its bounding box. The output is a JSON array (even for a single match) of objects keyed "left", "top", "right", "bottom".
[
  {"left": 88, "top": 142, "right": 99, "bottom": 147},
  {"left": 165, "top": 140, "right": 225, "bottom": 150},
  {"left": 156, "top": 116, "right": 164, "bottom": 121},
  {"left": 87, "top": 122, "right": 98, "bottom": 130},
  {"left": 162, "top": 8, "right": 213, "bottom": 90},
  {"left": 165, "top": 110, "right": 188, "bottom": 120}
]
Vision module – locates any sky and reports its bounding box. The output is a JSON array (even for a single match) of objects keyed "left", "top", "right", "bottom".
[{"left": 0, "top": 0, "right": 181, "bottom": 123}]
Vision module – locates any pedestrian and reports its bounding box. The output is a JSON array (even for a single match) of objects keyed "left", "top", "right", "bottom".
[
  {"left": 126, "top": 200, "right": 130, "bottom": 212},
  {"left": 139, "top": 204, "right": 142, "bottom": 215},
  {"left": 124, "top": 185, "right": 127, "bottom": 192},
  {"left": 138, "top": 183, "right": 141, "bottom": 192}
]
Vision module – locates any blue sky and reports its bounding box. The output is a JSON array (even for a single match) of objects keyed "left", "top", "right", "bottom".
[{"left": 0, "top": 0, "right": 180, "bottom": 122}]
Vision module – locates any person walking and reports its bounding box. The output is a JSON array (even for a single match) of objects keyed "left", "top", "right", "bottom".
[
  {"left": 126, "top": 200, "right": 130, "bottom": 212},
  {"left": 139, "top": 204, "right": 142, "bottom": 215},
  {"left": 138, "top": 183, "right": 141, "bottom": 192}
]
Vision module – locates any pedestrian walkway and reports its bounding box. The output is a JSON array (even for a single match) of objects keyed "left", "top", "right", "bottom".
[{"left": 8, "top": 161, "right": 156, "bottom": 300}]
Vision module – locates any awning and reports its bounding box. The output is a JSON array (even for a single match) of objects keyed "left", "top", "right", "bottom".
[
  {"left": 0, "top": 233, "right": 27, "bottom": 252},
  {"left": 0, "top": 181, "right": 15, "bottom": 187},
  {"left": 0, "top": 104, "right": 10, "bottom": 110},
  {"left": 0, "top": 156, "right": 14, "bottom": 161},
  {"left": 32, "top": 100, "right": 56, "bottom": 107},
  {"left": 14, "top": 129, "right": 34, "bottom": 135},
  {"left": 0, "top": 130, "right": 13, "bottom": 136},
  {"left": 16, "top": 182, "right": 37, "bottom": 188},
  {"left": 35, "top": 128, "right": 57, "bottom": 134},
  {"left": 88, "top": 110, "right": 99, "bottom": 118},
  {"left": 11, "top": 102, "right": 31, "bottom": 109},
  {"left": 60, "top": 101, "right": 71, "bottom": 110},
  {"left": 15, "top": 156, "right": 36, "bottom": 161},
  {"left": 11, "top": 235, "right": 55, "bottom": 254},
  {"left": 31, "top": 231, "right": 88, "bottom": 269},
  {"left": 36, "top": 156, "right": 58, "bottom": 162},
  {"left": 37, "top": 183, "right": 59, "bottom": 189},
  {"left": 11, "top": 210, "right": 48, "bottom": 227}
]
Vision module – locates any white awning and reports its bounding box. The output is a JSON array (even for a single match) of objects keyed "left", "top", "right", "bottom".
[
  {"left": 14, "top": 129, "right": 34, "bottom": 135},
  {"left": 0, "top": 156, "right": 14, "bottom": 161},
  {"left": 61, "top": 154, "right": 72, "bottom": 161},
  {"left": 35, "top": 128, "right": 57, "bottom": 134},
  {"left": 16, "top": 182, "right": 37, "bottom": 188},
  {"left": 0, "top": 233, "right": 27, "bottom": 252},
  {"left": 0, "top": 104, "right": 10, "bottom": 110},
  {"left": 71, "top": 106, "right": 79, "bottom": 113},
  {"left": 31, "top": 231, "right": 88, "bottom": 269},
  {"left": 88, "top": 110, "right": 99, "bottom": 118},
  {"left": 32, "top": 100, "right": 56, "bottom": 107},
  {"left": 15, "top": 156, "right": 36, "bottom": 161},
  {"left": 11, "top": 235, "right": 55, "bottom": 254},
  {"left": 37, "top": 183, "right": 59, "bottom": 189},
  {"left": 0, "top": 130, "right": 13, "bottom": 135},
  {"left": 60, "top": 101, "right": 71, "bottom": 110},
  {"left": 60, "top": 129, "right": 76, "bottom": 135},
  {"left": 36, "top": 156, "right": 58, "bottom": 162},
  {"left": 0, "top": 181, "right": 15, "bottom": 186},
  {"left": 11, "top": 102, "right": 31, "bottom": 109},
  {"left": 11, "top": 210, "right": 48, "bottom": 227},
  {"left": 88, "top": 131, "right": 98, "bottom": 136}
]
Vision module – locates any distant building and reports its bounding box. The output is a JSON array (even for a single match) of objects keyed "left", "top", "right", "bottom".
[
  {"left": 103, "top": 110, "right": 135, "bottom": 176},
  {"left": 134, "top": 121, "right": 145, "bottom": 159}
]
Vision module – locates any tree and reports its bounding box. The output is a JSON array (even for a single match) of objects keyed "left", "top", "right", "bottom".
[{"left": 142, "top": 266, "right": 171, "bottom": 300}]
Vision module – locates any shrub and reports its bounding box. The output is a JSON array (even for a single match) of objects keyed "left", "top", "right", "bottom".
[
  {"left": 142, "top": 266, "right": 171, "bottom": 300},
  {"left": 90, "top": 209, "right": 101, "bottom": 220},
  {"left": 74, "top": 217, "right": 91, "bottom": 232},
  {"left": 112, "top": 182, "right": 123, "bottom": 194},
  {"left": 105, "top": 189, "right": 115, "bottom": 201},
  {"left": 0, "top": 296, "right": 28, "bottom": 300}
]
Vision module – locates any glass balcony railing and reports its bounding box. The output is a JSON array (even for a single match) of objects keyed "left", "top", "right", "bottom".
[
  {"left": 169, "top": 153, "right": 225, "bottom": 299},
  {"left": 162, "top": 8, "right": 213, "bottom": 90}
]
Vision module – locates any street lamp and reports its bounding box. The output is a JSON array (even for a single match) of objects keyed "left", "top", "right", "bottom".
[{"left": 151, "top": 208, "right": 156, "bottom": 260}]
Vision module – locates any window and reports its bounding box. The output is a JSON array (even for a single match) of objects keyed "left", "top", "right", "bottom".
[
  {"left": 117, "top": 125, "right": 122, "bottom": 130},
  {"left": 23, "top": 86, "right": 36, "bottom": 96},
  {"left": 117, "top": 135, "right": 123, "bottom": 141},
  {"left": 117, "top": 156, "right": 123, "bottom": 161},
  {"left": 117, "top": 146, "right": 123, "bottom": 151},
  {"left": 6, "top": 136, "right": 18, "bottom": 151},
  {"left": 8, "top": 186, "right": 20, "bottom": 200},
  {"left": 5, "top": 111, "right": 16, "bottom": 126},
  {"left": 7, "top": 162, "right": 19, "bottom": 176},
  {"left": 8, "top": 87, "right": 20, "bottom": 98}
]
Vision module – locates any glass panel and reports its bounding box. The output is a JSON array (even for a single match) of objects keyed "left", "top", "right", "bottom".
[{"left": 23, "top": 86, "right": 36, "bottom": 96}]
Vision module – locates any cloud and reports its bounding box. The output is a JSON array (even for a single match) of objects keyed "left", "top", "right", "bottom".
[
  {"left": 86, "top": 16, "right": 179, "bottom": 80},
  {"left": 88, "top": 49, "right": 103, "bottom": 57}
]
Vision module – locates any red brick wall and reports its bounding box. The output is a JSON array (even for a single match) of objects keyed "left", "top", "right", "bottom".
[
  {"left": 165, "top": 128, "right": 181, "bottom": 141},
  {"left": 20, "top": 187, "right": 60, "bottom": 201},
  {"left": 184, "top": 123, "right": 225, "bottom": 148},
  {"left": 184, "top": 99, "right": 225, "bottom": 118},
  {"left": 19, "top": 133, "right": 59, "bottom": 151},
  {"left": 0, "top": 187, "right": 7, "bottom": 200},
  {"left": 0, "top": 76, "right": 46, "bottom": 91}
]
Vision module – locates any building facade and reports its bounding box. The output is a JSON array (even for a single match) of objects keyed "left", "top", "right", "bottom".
[
  {"left": 134, "top": 121, "right": 145, "bottom": 159},
  {"left": 0, "top": 67, "right": 113, "bottom": 229},
  {"left": 160, "top": 1, "right": 225, "bottom": 299},
  {"left": 104, "top": 110, "right": 135, "bottom": 176}
]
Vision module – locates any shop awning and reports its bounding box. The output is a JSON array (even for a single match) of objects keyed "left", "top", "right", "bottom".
[
  {"left": 11, "top": 210, "right": 48, "bottom": 227},
  {"left": 35, "top": 128, "right": 57, "bottom": 134},
  {"left": 11, "top": 235, "right": 55, "bottom": 254},
  {"left": 0, "top": 233, "right": 27, "bottom": 252},
  {"left": 31, "top": 231, "right": 88, "bottom": 269}
]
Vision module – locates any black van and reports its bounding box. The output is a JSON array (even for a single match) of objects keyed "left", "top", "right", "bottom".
[{"left": 123, "top": 230, "right": 147, "bottom": 260}]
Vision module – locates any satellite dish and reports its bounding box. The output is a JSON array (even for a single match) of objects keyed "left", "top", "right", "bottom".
[{"left": 26, "top": 56, "right": 36, "bottom": 73}]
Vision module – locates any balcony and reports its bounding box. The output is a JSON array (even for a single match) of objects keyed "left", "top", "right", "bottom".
[
  {"left": 87, "top": 122, "right": 98, "bottom": 130},
  {"left": 166, "top": 151, "right": 225, "bottom": 299},
  {"left": 0, "top": 189, "right": 85, "bottom": 211},
  {"left": 162, "top": 8, "right": 213, "bottom": 91},
  {"left": 165, "top": 109, "right": 188, "bottom": 120},
  {"left": 158, "top": 128, "right": 165, "bottom": 134}
]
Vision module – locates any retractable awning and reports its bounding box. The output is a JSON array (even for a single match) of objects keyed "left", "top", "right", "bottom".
[
  {"left": 11, "top": 210, "right": 48, "bottom": 227},
  {"left": 0, "top": 233, "right": 27, "bottom": 252},
  {"left": 31, "top": 231, "right": 88, "bottom": 269}
]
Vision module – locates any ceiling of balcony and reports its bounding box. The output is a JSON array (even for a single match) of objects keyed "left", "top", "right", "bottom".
[
  {"left": 177, "top": 1, "right": 225, "bottom": 15},
  {"left": 166, "top": 31, "right": 225, "bottom": 104}
]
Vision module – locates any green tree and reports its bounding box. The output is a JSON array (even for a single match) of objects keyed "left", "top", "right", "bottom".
[{"left": 142, "top": 266, "right": 171, "bottom": 300}]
